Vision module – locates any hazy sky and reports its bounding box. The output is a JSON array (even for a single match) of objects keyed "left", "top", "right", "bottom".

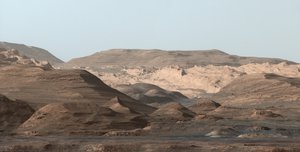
[{"left": 0, "top": 0, "right": 300, "bottom": 62}]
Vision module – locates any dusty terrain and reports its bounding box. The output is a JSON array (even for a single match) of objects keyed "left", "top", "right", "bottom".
[{"left": 0, "top": 46, "right": 300, "bottom": 152}]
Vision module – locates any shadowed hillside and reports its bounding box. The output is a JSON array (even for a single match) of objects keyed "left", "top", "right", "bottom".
[{"left": 0, "top": 42, "right": 63, "bottom": 65}]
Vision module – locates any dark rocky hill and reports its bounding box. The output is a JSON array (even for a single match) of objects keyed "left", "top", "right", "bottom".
[{"left": 0, "top": 42, "right": 63, "bottom": 65}]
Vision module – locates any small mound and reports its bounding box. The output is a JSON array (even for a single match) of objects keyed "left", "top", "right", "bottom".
[
  {"left": 116, "top": 83, "right": 191, "bottom": 107},
  {"left": 150, "top": 102, "right": 196, "bottom": 121},
  {"left": 194, "top": 115, "right": 224, "bottom": 121},
  {"left": 205, "top": 128, "right": 239, "bottom": 138},
  {"left": 0, "top": 95, "right": 34, "bottom": 134},
  {"left": 16, "top": 102, "right": 148, "bottom": 136},
  {"left": 251, "top": 110, "right": 283, "bottom": 119},
  {"left": 238, "top": 133, "right": 287, "bottom": 138},
  {"left": 207, "top": 106, "right": 254, "bottom": 119},
  {"left": 188, "top": 98, "right": 221, "bottom": 114},
  {"left": 103, "top": 129, "right": 143, "bottom": 137},
  {"left": 246, "top": 126, "right": 271, "bottom": 132}
]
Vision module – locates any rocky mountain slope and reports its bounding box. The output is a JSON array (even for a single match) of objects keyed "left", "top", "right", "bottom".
[
  {"left": 0, "top": 64, "right": 155, "bottom": 114},
  {"left": 0, "top": 42, "right": 63, "bottom": 65}
]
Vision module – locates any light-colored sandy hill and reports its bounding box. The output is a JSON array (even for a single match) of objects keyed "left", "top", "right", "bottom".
[
  {"left": 0, "top": 42, "right": 63, "bottom": 65},
  {"left": 0, "top": 94, "right": 34, "bottom": 135},
  {"left": 16, "top": 102, "right": 148, "bottom": 136},
  {"left": 96, "top": 63, "right": 300, "bottom": 98},
  {"left": 115, "top": 83, "right": 191, "bottom": 107},
  {"left": 60, "top": 49, "right": 300, "bottom": 98}
]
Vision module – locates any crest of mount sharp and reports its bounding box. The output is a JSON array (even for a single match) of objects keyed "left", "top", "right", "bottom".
[{"left": 62, "top": 49, "right": 296, "bottom": 70}]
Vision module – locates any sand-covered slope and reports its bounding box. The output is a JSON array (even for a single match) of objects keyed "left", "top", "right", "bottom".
[
  {"left": 0, "top": 47, "right": 157, "bottom": 136},
  {"left": 0, "top": 48, "right": 155, "bottom": 114},
  {"left": 0, "top": 65, "right": 155, "bottom": 114},
  {"left": 204, "top": 74, "right": 300, "bottom": 135},
  {"left": 16, "top": 102, "right": 148, "bottom": 136},
  {"left": 0, "top": 42, "right": 63, "bottom": 65},
  {"left": 213, "top": 73, "right": 300, "bottom": 108}
]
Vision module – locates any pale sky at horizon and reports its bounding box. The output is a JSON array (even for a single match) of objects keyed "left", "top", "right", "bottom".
[{"left": 0, "top": 0, "right": 300, "bottom": 62}]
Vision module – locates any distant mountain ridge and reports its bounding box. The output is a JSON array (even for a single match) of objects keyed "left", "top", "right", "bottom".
[
  {"left": 62, "top": 49, "right": 296, "bottom": 70},
  {"left": 0, "top": 42, "right": 63, "bottom": 65}
]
